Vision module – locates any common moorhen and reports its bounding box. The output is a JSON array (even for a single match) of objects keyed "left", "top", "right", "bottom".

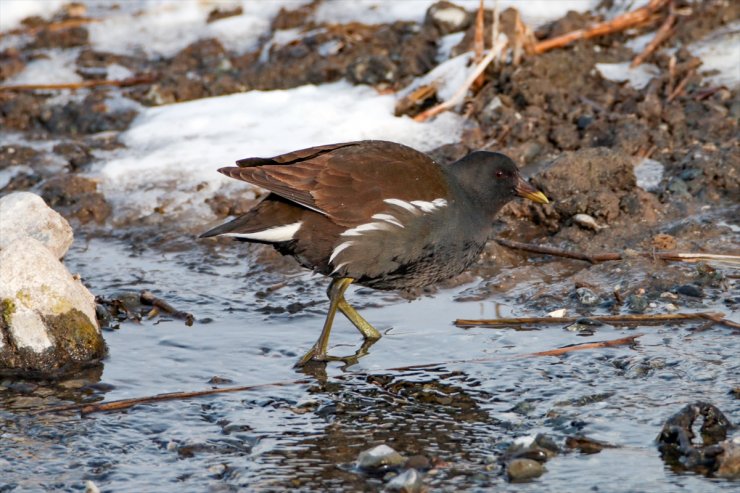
[{"left": 201, "top": 140, "right": 548, "bottom": 366}]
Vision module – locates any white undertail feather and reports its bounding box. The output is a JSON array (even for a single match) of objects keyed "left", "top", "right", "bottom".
[{"left": 221, "top": 221, "right": 302, "bottom": 242}]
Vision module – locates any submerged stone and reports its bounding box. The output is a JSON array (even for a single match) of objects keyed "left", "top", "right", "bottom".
[
  {"left": 384, "top": 468, "right": 424, "bottom": 492},
  {"left": 357, "top": 444, "right": 406, "bottom": 472},
  {"left": 506, "top": 458, "right": 545, "bottom": 482}
]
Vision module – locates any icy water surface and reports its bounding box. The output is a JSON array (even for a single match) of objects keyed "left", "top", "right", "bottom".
[{"left": 1, "top": 236, "right": 738, "bottom": 492}]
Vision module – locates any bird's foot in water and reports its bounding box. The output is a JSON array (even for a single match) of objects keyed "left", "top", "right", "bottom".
[{"left": 294, "top": 338, "right": 378, "bottom": 369}]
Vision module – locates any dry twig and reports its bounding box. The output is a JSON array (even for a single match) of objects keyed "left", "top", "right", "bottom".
[
  {"left": 495, "top": 238, "right": 740, "bottom": 266},
  {"left": 0, "top": 18, "right": 99, "bottom": 39},
  {"left": 532, "top": 0, "right": 670, "bottom": 54},
  {"left": 140, "top": 290, "right": 195, "bottom": 326},
  {"left": 33, "top": 379, "right": 311, "bottom": 416},
  {"left": 631, "top": 3, "right": 677, "bottom": 67}
]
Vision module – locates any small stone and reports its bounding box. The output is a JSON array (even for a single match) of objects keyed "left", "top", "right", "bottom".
[
  {"left": 664, "top": 303, "right": 678, "bottom": 311},
  {"left": 660, "top": 292, "right": 678, "bottom": 299},
  {"left": 547, "top": 308, "right": 567, "bottom": 318},
  {"left": 668, "top": 178, "right": 689, "bottom": 195},
  {"left": 384, "top": 468, "right": 423, "bottom": 492},
  {"left": 357, "top": 444, "right": 406, "bottom": 471},
  {"left": 424, "top": 1, "right": 470, "bottom": 34},
  {"left": 627, "top": 294, "right": 648, "bottom": 313},
  {"left": 506, "top": 458, "right": 545, "bottom": 482},
  {"left": 716, "top": 438, "right": 740, "bottom": 479},
  {"left": 576, "top": 287, "right": 600, "bottom": 306},
  {"left": 572, "top": 213, "right": 605, "bottom": 231},
  {"left": 676, "top": 284, "right": 703, "bottom": 298},
  {"left": 85, "top": 481, "right": 101, "bottom": 493},
  {"left": 404, "top": 455, "right": 431, "bottom": 470}
]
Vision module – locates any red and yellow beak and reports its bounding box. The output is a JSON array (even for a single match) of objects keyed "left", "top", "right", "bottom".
[{"left": 514, "top": 177, "right": 549, "bottom": 204}]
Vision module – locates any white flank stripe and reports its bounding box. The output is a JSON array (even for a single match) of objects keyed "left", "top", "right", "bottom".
[
  {"left": 330, "top": 262, "right": 349, "bottom": 275},
  {"left": 384, "top": 198, "right": 420, "bottom": 214},
  {"left": 371, "top": 213, "right": 404, "bottom": 228},
  {"left": 222, "top": 221, "right": 302, "bottom": 242},
  {"left": 411, "top": 198, "right": 447, "bottom": 212},
  {"left": 329, "top": 241, "right": 354, "bottom": 264},
  {"left": 341, "top": 221, "right": 392, "bottom": 236}
]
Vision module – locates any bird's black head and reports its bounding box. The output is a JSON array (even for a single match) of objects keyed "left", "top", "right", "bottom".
[{"left": 449, "top": 151, "right": 548, "bottom": 217}]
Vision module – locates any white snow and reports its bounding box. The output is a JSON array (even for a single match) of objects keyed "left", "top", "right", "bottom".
[
  {"left": 0, "top": 0, "right": 65, "bottom": 31},
  {"left": 399, "top": 51, "right": 474, "bottom": 102},
  {"left": 97, "top": 81, "right": 464, "bottom": 222},
  {"left": 634, "top": 157, "right": 664, "bottom": 192},
  {"left": 595, "top": 61, "right": 660, "bottom": 90},
  {"left": 1, "top": 49, "right": 81, "bottom": 87},
  {"left": 313, "top": 0, "right": 602, "bottom": 29},
  {"left": 437, "top": 32, "right": 465, "bottom": 62},
  {"left": 688, "top": 20, "right": 740, "bottom": 88},
  {"left": 87, "top": 0, "right": 310, "bottom": 58}
]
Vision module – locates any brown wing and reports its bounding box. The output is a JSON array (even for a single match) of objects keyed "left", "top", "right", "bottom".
[{"left": 218, "top": 140, "right": 450, "bottom": 227}]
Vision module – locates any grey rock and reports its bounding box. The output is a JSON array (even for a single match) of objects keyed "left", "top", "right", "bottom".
[
  {"left": 385, "top": 468, "right": 423, "bottom": 492},
  {"left": 576, "top": 287, "right": 600, "bottom": 305},
  {"left": 0, "top": 192, "right": 73, "bottom": 258},
  {"left": 506, "top": 458, "right": 545, "bottom": 482},
  {"left": 357, "top": 444, "right": 406, "bottom": 471}
]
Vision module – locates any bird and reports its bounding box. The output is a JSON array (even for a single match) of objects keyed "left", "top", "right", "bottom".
[{"left": 200, "top": 140, "right": 548, "bottom": 366}]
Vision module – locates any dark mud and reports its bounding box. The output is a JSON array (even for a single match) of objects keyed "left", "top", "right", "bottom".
[{"left": 1, "top": 0, "right": 739, "bottom": 491}]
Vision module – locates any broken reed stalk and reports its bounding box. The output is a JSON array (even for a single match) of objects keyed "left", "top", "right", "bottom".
[
  {"left": 414, "top": 33, "right": 507, "bottom": 122},
  {"left": 473, "top": 0, "right": 485, "bottom": 63},
  {"left": 0, "top": 75, "right": 155, "bottom": 92},
  {"left": 631, "top": 3, "right": 677, "bottom": 67},
  {"left": 140, "top": 290, "right": 195, "bottom": 326},
  {"left": 495, "top": 238, "right": 740, "bottom": 266},
  {"left": 667, "top": 68, "right": 695, "bottom": 102},
  {"left": 532, "top": 0, "right": 670, "bottom": 54},
  {"left": 31, "top": 379, "right": 312, "bottom": 416},
  {"left": 455, "top": 312, "right": 739, "bottom": 329},
  {"left": 388, "top": 334, "right": 643, "bottom": 371},
  {"left": 34, "top": 333, "right": 646, "bottom": 416}
]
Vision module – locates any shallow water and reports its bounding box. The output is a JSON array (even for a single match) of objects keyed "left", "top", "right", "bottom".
[{"left": 1, "top": 235, "right": 738, "bottom": 492}]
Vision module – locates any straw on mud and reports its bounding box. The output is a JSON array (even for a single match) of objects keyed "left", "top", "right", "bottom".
[
  {"left": 455, "top": 312, "right": 740, "bottom": 330},
  {"left": 631, "top": 2, "right": 677, "bottom": 68},
  {"left": 32, "top": 333, "right": 644, "bottom": 416},
  {"left": 495, "top": 238, "right": 740, "bottom": 266},
  {"left": 667, "top": 69, "right": 695, "bottom": 102},
  {"left": 0, "top": 75, "right": 156, "bottom": 92},
  {"left": 532, "top": 0, "right": 670, "bottom": 55}
]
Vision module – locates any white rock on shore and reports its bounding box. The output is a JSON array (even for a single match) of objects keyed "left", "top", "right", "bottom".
[
  {"left": 0, "top": 191, "right": 73, "bottom": 259},
  {"left": 0, "top": 192, "right": 105, "bottom": 374}
]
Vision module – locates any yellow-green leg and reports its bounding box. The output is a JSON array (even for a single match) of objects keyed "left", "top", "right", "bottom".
[{"left": 295, "top": 277, "right": 382, "bottom": 367}]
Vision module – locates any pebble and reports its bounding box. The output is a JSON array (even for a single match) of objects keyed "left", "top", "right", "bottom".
[
  {"left": 572, "top": 213, "right": 605, "bottom": 231},
  {"left": 576, "top": 287, "right": 600, "bottom": 306},
  {"left": 676, "top": 284, "right": 703, "bottom": 298},
  {"left": 506, "top": 458, "right": 545, "bottom": 482},
  {"left": 627, "top": 294, "right": 648, "bottom": 313},
  {"left": 357, "top": 444, "right": 406, "bottom": 471},
  {"left": 384, "top": 468, "right": 423, "bottom": 492}
]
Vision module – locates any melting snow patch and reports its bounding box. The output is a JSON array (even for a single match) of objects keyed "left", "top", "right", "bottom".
[
  {"left": 634, "top": 157, "right": 664, "bottom": 192},
  {"left": 688, "top": 21, "right": 740, "bottom": 88},
  {"left": 595, "top": 61, "right": 660, "bottom": 90},
  {"left": 87, "top": 0, "right": 309, "bottom": 58},
  {"left": 2, "top": 49, "right": 81, "bottom": 87},
  {"left": 97, "top": 81, "right": 464, "bottom": 223},
  {"left": 0, "top": 0, "right": 64, "bottom": 31}
]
